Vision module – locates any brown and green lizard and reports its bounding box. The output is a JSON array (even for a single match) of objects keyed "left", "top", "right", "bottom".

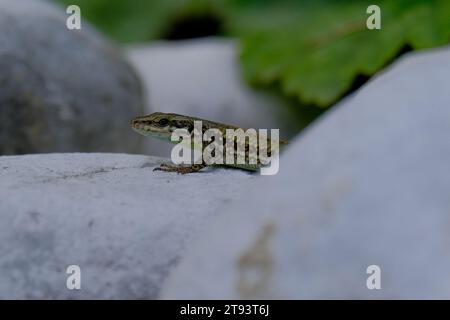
[{"left": 131, "top": 112, "right": 287, "bottom": 174}]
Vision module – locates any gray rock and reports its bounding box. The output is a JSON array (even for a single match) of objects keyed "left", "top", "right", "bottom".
[
  {"left": 161, "top": 45, "right": 450, "bottom": 299},
  {"left": 0, "top": 153, "right": 255, "bottom": 299},
  {"left": 127, "top": 38, "right": 317, "bottom": 157},
  {"left": 0, "top": 0, "right": 144, "bottom": 155}
]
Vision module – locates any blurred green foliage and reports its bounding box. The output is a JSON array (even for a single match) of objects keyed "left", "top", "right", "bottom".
[
  {"left": 234, "top": 0, "right": 450, "bottom": 106},
  {"left": 56, "top": 0, "right": 450, "bottom": 107},
  {"left": 56, "top": 0, "right": 226, "bottom": 41}
]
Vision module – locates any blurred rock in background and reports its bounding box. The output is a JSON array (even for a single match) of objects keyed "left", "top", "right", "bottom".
[{"left": 0, "top": 0, "right": 144, "bottom": 155}]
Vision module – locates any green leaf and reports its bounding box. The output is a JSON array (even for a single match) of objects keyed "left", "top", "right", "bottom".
[{"left": 231, "top": 0, "right": 450, "bottom": 106}]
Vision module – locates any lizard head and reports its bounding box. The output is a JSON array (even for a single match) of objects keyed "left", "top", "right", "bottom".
[{"left": 131, "top": 112, "right": 195, "bottom": 141}]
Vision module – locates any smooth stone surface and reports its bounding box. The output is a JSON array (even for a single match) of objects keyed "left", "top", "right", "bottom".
[
  {"left": 0, "top": 153, "right": 255, "bottom": 299},
  {"left": 0, "top": 0, "right": 144, "bottom": 155},
  {"left": 161, "top": 45, "right": 450, "bottom": 299},
  {"left": 127, "top": 38, "right": 317, "bottom": 157}
]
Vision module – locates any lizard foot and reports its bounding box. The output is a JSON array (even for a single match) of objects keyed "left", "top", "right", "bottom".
[{"left": 153, "top": 163, "right": 206, "bottom": 174}]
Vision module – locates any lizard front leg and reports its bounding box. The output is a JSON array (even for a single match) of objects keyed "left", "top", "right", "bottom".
[{"left": 153, "top": 163, "right": 207, "bottom": 174}]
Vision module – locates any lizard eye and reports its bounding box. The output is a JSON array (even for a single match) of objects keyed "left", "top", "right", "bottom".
[{"left": 158, "top": 118, "right": 169, "bottom": 126}]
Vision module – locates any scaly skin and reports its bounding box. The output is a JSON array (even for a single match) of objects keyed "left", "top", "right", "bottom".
[{"left": 131, "top": 112, "right": 286, "bottom": 174}]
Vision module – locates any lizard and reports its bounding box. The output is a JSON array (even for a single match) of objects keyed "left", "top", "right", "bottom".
[{"left": 131, "top": 112, "right": 287, "bottom": 174}]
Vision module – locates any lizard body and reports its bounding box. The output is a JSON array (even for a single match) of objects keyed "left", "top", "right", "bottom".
[{"left": 131, "top": 112, "right": 286, "bottom": 174}]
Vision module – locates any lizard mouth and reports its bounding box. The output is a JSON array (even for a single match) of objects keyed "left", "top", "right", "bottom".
[
  {"left": 131, "top": 119, "right": 149, "bottom": 133},
  {"left": 131, "top": 121, "right": 172, "bottom": 140},
  {"left": 131, "top": 123, "right": 152, "bottom": 136}
]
